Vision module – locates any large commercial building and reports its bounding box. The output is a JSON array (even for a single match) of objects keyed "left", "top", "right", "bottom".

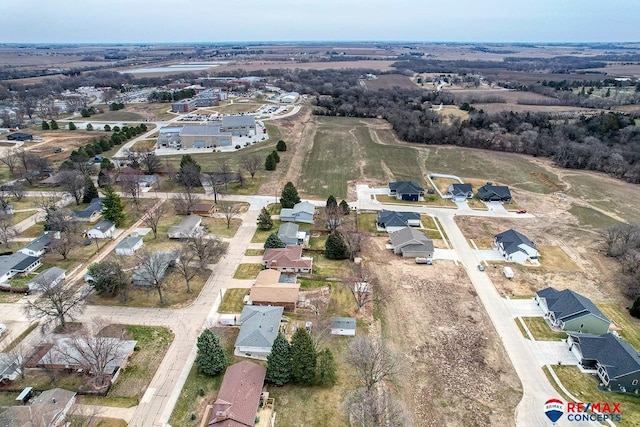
[
  {"left": 221, "top": 115, "right": 256, "bottom": 136},
  {"left": 156, "top": 115, "right": 256, "bottom": 149}
]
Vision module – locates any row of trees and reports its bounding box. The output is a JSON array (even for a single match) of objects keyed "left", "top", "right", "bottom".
[{"left": 603, "top": 224, "right": 640, "bottom": 316}]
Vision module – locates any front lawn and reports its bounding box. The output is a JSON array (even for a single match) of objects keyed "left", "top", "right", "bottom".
[
  {"left": 201, "top": 217, "right": 241, "bottom": 238},
  {"left": 519, "top": 317, "right": 567, "bottom": 341},
  {"left": 233, "top": 263, "right": 263, "bottom": 279},
  {"left": 218, "top": 288, "right": 249, "bottom": 313}
]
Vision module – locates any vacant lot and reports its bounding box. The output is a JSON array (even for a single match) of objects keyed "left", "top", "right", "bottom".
[{"left": 363, "top": 74, "right": 419, "bottom": 91}]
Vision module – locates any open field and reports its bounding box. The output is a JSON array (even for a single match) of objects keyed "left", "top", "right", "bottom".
[
  {"left": 362, "top": 74, "right": 419, "bottom": 91},
  {"left": 87, "top": 109, "right": 145, "bottom": 122}
]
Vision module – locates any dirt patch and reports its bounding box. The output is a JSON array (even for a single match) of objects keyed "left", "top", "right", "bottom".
[
  {"left": 364, "top": 238, "right": 521, "bottom": 426},
  {"left": 531, "top": 172, "right": 564, "bottom": 192}
]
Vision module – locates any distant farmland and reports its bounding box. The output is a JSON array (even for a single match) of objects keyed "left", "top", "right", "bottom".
[{"left": 362, "top": 74, "right": 419, "bottom": 91}]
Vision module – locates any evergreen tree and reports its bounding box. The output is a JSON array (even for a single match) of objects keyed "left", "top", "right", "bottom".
[
  {"left": 340, "top": 200, "right": 350, "bottom": 215},
  {"left": 316, "top": 348, "right": 337, "bottom": 386},
  {"left": 630, "top": 296, "right": 640, "bottom": 319},
  {"left": 271, "top": 150, "right": 280, "bottom": 163},
  {"left": 82, "top": 177, "right": 99, "bottom": 204},
  {"left": 102, "top": 187, "right": 126, "bottom": 226},
  {"left": 280, "top": 182, "right": 301, "bottom": 209},
  {"left": 86, "top": 123, "right": 94, "bottom": 131},
  {"left": 325, "top": 231, "right": 349, "bottom": 260},
  {"left": 41, "top": 120, "right": 49, "bottom": 130},
  {"left": 50, "top": 120, "right": 59, "bottom": 130},
  {"left": 264, "top": 233, "right": 285, "bottom": 249},
  {"left": 68, "top": 122, "right": 77, "bottom": 130},
  {"left": 104, "top": 124, "right": 111, "bottom": 132},
  {"left": 195, "top": 329, "right": 228, "bottom": 376},
  {"left": 266, "top": 333, "right": 291, "bottom": 385},
  {"left": 326, "top": 195, "right": 337, "bottom": 209},
  {"left": 290, "top": 328, "right": 317, "bottom": 385},
  {"left": 276, "top": 140, "right": 287, "bottom": 151},
  {"left": 257, "top": 207, "right": 273, "bottom": 230},
  {"left": 179, "top": 154, "right": 202, "bottom": 187},
  {"left": 265, "top": 153, "right": 277, "bottom": 171}
]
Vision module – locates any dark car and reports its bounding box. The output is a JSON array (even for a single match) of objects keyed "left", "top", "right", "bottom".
[{"left": 477, "top": 264, "right": 485, "bottom": 272}]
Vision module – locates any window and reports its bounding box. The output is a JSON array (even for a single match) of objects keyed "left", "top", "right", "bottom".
[{"left": 633, "top": 380, "right": 638, "bottom": 386}]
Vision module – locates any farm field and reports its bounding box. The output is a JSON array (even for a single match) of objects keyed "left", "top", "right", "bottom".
[{"left": 362, "top": 74, "right": 419, "bottom": 91}]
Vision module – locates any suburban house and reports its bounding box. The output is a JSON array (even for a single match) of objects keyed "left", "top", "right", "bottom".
[
  {"left": 73, "top": 198, "right": 103, "bottom": 222},
  {"left": 87, "top": 220, "right": 116, "bottom": 239},
  {"left": 388, "top": 181, "right": 425, "bottom": 201},
  {"left": 221, "top": 114, "right": 256, "bottom": 136},
  {"left": 249, "top": 269, "right": 300, "bottom": 312},
  {"left": 116, "top": 170, "right": 159, "bottom": 188},
  {"left": 206, "top": 361, "right": 266, "bottom": 427},
  {"left": 175, "top": 202, "right": 217, "bottom": 217},
  {"left": 567, "top": 333, "right": 640, "bottom": 394},
  {"left": 115, "top": 234, "right": 144, "bottom": 256},
  {"left": 39, "top": 172, "right": 66, "bottom": 187},
  {"left": 277, "top": 222, "right": 306, "bottom": 246},
  {"left": 447, "top": 183, "right": 474, "bottom": 202},
  {"left": 26, "top": 266, "right": 66, "bottom": 292},
  {"left": 477, "top": 182, "right": 512, "bottom": 203},
  {"left": 132, "top": 251, "right": 179, "bottom": 286},
  {"left": 331, "top": 317, "right": 357, "bottom": 336},
  {"left": 0, "top": 252, "right": 42, "bottom": 284},
  {"left": 279, "top": 201, "right": 316, "bottom": 224},
  {"left": 376, "top": 210, "right": 421, "bottom": 233},
  {"left": 262, "top": 245, "right": 313, "bottom": 273},
  {"left": 168, "top": 214, "right": 202, "bottom": 239},
  {"left": 0, "top": 388, "right": 76, "bottom": 427},
  {"left": 494, "top": 229, "right": 539, "bottom": 264},
  {"left": 7, "top": 132, "right": 33, "bottom": 141},
  {"left": 0, "top": 352, "right": 23, "bottom": 382},
  {"left": 389, "top": 227, "right": 435, "bottom": 258},
  {"left": 235, "top": 305, "right": 283, "bottom": 359},
  {"left": 536, "top": 287, "right": 611, "bottom": 335},
  {"left": 18, "top": 231, "right": 57, "bottom": 257}
]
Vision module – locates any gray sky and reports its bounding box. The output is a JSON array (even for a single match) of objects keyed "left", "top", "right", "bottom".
[{"left": 1, "top": 0, "right": 636, "bottom": 43}]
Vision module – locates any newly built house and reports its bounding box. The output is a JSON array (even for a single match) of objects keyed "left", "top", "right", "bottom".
[
  {"left": 477, "top": 182, "right": 512, "bottom": 202},
  {"left": 447, "top": 183, "right": 474, "bottom": 202},
  {"left": 494, "top": 229, "right": 538, "bottom": 264},
  {"left": 388, "top": 181, "right": 424, "bottom": 201},
  {"left": 376, "top": 210, "right": 421, "bottom": 233},
  {"left": 536, "top": 287, "right": 611, "bottom": 335},
  {"left": 389, "top": 227, "right": 434, "bottom": 258}
]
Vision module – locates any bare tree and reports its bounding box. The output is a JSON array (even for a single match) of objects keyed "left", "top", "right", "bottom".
[
  {"left": 8, "top": 182, "right": 26, "bottom": 201},
  {"left": 49, "top": 229, "right": 80, "bottom": 260},
  {"left": 119, "top": 170, "right": 142, "bottom": 207},
  {"left": 6, "top": 344, "right": 28, "bottom": 380},
  {"left": 348, "top": 336, "right": 401, "bottom": 391},
  {"left": 187, "top": 230, "right": 227, "bottom": 269},
  {"left": 52, "top": 317, "right": 128, "bottom": 387},
  {"left": 345, "top": 387, "right": 410, "bottom": 427},
  {"left": 175, "top": 245, "right": 199, "bottom": 293},
  {"left": 346, "top": 264, "right": 378, "bottom": 313},
  {"left": 140, "top": 152, "right": 162, "bottom": 174},
  {"left": 604, "top": 224, "right": 640, "bottom": 258},
  {"left": 0, "top": 188, "right": 12, "bottom": 212},
  {"left": 58, "top": 170, "right": 86, "bottom": 205},
  {"left": 141, "top": 200, "right": 167, "bottom": 239},
  {"left": 241, "top": 155, "right": 261, "bottom": 179},
  {"left": 172, "top": 188, "right": 200, "bottom": 214},
  {"left": 325, "top": 205, "right": 342, "bottom": 231},
  {"left": 217, "top": 160, "right": 233, "bottom": 190},
  {"left": 201, "top": 172, "right": 225, "bottom": 203},
  {"left": 0, "top": 148, "right": 20, "bottom": 176},
  {"left": 135, "top": 250, "right": 175, "bottom": 304},
  {"left": 23, "top": 280, "right": 89, "bottom": 332},
  {"left": 0, "top": 213, "right": 16, "bottom": 247},
  {"left": 218, "top": 201, "right": 240, "bottom": 229}
]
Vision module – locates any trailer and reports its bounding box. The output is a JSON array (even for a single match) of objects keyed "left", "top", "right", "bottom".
[
  {"left": 503, "top": 267, "right": 514, "bottom": 279},
  {"left": 219, "top": 314, "right": 237, "bottom": 326}
]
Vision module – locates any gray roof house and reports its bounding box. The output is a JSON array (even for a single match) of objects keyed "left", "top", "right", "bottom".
[
  {"left": 87, "top": 219, "right": 116, "bottom": 239},
  {"left": 0, "top": 252, "right": 42, "bottom": 284},
  {"left": 536, "top": 287, "right": 611, "bottom": 335},
  {"left": 280, "top": 201, "right": 316, "bottom": 224},
  {"left": 168, "top": 214, "right": 201, "bottom": 239},
  {"left": 389, "top": 227, "right": 434, "bottom": 258},
  {"left": 73, "top": 198, "right": 103, "bottom": 222},
  {"left": 377, "top": 210, "right": 421, "bottom": 233},
  {"left": 477, "top": 182, "right": 512, "bottom": 202},
  {"left": 567, "top": 333, "right": 640, "bottom": 394},
  {"left": 18, "top": 231, "right": 57, "bottom": 257},
  {"left": 132, "top": 251, "right": 179, "bottom": 286},
  {"left": 494, "top": 229, "right": 539, "bottom": 264},
  {"left": 115, "top": 234, "right": 144, "bottom": 256},
  {"left": 277, "top": 222, "right": 303, "bottom": 246},
  {"left": 0, "top": 388, "right": 76, "bottom": 427},
  {"left": 331, "top": 317, "right": 357, "bottom": 336},
  {"left": 388, "top": 181, "right": 425, "bottom": 201},
  {"left": 26, "top": 266, "right": 66, "bottom": 292},
  {"left": 0, "top": 353, "right": 23, "bottom": 382},
  {"left": 447, "top": 183, "right": 474, "bottom": 202},
  {"left": 235, "top": 305, "right": 283, "bottom": 359}
]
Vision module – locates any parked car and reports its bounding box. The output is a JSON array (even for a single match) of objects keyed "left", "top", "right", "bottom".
[
  {"left": 477, "top": 264, "right": 485, "bottom": 272},
  {"left": 517, "top": 209, "right": 527, "bottom": 214},
  {"left": 0, "top": 324, "right": 7, "bottom": 337},
  {"left": 54, "top": 148, "right": 63, "bottom": 153}
]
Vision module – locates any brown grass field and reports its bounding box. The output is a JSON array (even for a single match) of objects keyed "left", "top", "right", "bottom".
[{"left": 363, "top": 74, "right": 419, "bottom": 90}]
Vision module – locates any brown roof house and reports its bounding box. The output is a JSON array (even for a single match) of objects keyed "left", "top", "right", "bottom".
[
  {"left": 204, "top": 360, "right": 266, "bottom": 427},
  {"left": 249, "top": 269, "right": 300, "bottom": 312},
  {"left": 175, "top": 202, "right": 217, "bottom": 217},
  {"left": 262, "top": 245, "right": 313, "bottom": 274}
]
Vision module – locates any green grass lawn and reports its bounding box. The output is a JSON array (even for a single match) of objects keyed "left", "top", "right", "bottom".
[
  {"left": 311, "top": 255, "right": 351, "bottom": 278},
  {"left": 267, "top": 203, "right": 282, "bottom": 215},
  {"left": 233, "top": 263, "right": 263, "bottom": 279},
  {"left": 201, "top": 217, "right": 242, "bottom": 238},
  {"left": 308, "top": 235, "right": 327, "bottom": 250},
  {"left": 218, "top": 288, "right": 249, "bottom": 313},
  {"left": 299, "top": 278, "right": 330, "bottom": 289},
  {"left": 245, "top": 249, "right": 264, "bottom": 256},
  {"left": 568, "top": 206, "right": 622, "bottom": 228},
  {"left": 597, "top": 303, "right": 640, "bottom": 350},
  {"left": 87, "top": 110, "right": 145, "bottom": 122},
  {"left": 519, "top": 317, "right": 567, "bottom": 341},
  {"left": 68, "top": 417, "right": 128, "bottom": 427}
]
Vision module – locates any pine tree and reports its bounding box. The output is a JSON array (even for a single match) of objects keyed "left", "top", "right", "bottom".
[
  {"left": 264, "top": 233, "right": 285, "bottom": 249},
  {"left": 271, "top": 150, "right": 280, "bottom": 163},
  {"left": 102, "top": 187, "right": 126, "bottom": 226},
  {"left": 280, "top": 182, "right": 301, "bottom": 209},
  {"left": 265, "top": 153, "right": 277, "bottom": 171},
  {"left": 41, "top": 120, "right": 49, "bottom": 130},
  {"left": 340, "top": 200, "right": 350, "bottom": 215},
  {"left": 82, "top": 177, "right": 99, "bottom": 204},
  {"left": 631, "top": 296, "right": 640, "bottom": 319},
  {"left": 316, "top": 348, "right": 337, "bottom": 386},
  {"left": 325, "top": 231, "right": 349, "bottom": 260},
  {"left": 290, "top": 328, "right": 317, "bottom": 385},
  {"left": 257, "top": 207, "right": 273, "bottom": 230},
  {"left": 266, "top": 333, "right": 291, "bottom": 385},
  {"left": 276, "top": 140, "right": 287, "bottom": 151},
  {"left": 50, "top": 120, "right": 59, "bottom": 130},
  {"left": 326, "top": 195, "right": 337, "bottom": 209},
  {"left": 195, "top": 329, "right": 228, "bottom": 376},
  {"left": 68, "top": 122, "right": 77, "bottom": 130}
]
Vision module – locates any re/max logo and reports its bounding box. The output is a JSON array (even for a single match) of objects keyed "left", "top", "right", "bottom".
[{"left": 566, "top": 402, "right": 621, "bottom": 413}]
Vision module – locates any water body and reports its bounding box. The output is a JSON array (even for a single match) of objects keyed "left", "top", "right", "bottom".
[{"left": 123, "top": 62, "right": 229, "bottom": 74}]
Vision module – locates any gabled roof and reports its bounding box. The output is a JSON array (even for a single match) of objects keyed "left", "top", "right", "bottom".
[
  {"left": 278, "top": 222, "right": 299, "bottom": 239},
  {"left": 291, "top": 201, "right": 315, "bottom": 215},
  {"left": 27, "top": 266, "right": 65, "bottom": 290},
  {"left": 132, "top": 251, "right": 179, "bottom": 285},
  {"left": 40, "top": 337, "right": 137, "bottom": 374},
  {"left": 495, "top": 229, "right": 537, "bottom": 254},
  {"left": 263, "top": 246, "right": 312, "bottom": 269},
  {"left": 168, "top": 214, "right": 201, "bottom": 237},
  {"left": 236, "top": 306, "right": 283, "bottom": 349},
  {"left": 377, "top": 210, "right": 420, "bottom": 227},
  {"left": 449, "top": 183, "right": 473, "bottom": 196},
  {"left": 222, "top": 115, "right": 256, "bottom": 127},
  {"left": 569, "top": 333, "right": 640, "bottom": 380},
  {"left": 388, "top": 181, "right": 424, "bottom": 194},
  {"left": 536, "top": 287, "right": 610, "bottom": 325},
  {"left": 116, "top": 235, "right": 143, "bottom": 251},
  {"left": 91, "top": 219, "right": 115, "bottom": 233},
  {"left": 389, "top": 227, "right": 434, "bottom": 252},
  {"left": 21, "top": 231, "right": 54, "bottom": 253},
  {"left": 477, "top": 183, "right": 511, "bottom": 199},
  {"left": 0, "top": 252, "right": 40, "bottom": 278},
  {"left": 331, "top": 317, "right": 356, "bottom": 330},
  {"left": 208, "top": 361, "right": 266, "bottom": 427},
  {"left": 74, "top": 198, "right": 103, "bottom": 218}
]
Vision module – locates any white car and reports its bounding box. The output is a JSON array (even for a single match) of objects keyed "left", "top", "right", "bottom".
[{"left": 0, "top": 324, "right": 7, "bottom": 337}]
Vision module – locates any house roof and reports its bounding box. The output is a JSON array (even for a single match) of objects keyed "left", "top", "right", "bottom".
[
  {"left": 222, "top": 115, "right": 256, "bottom": 128},
  {"left": 40, "top": 337, "right": 137, "bottom": 374},
  {"left": 116, "top": 235, "right": 143, "bottom": 251},
  {"left": 0, "top": 388, "right": 76, "bottom": 427},
  {"left": 278, "top": 222, "right": 299, "bottom": 240},
  {"left": 389, "top": 181, "right": 424, "bottom": 195},
  {"left": 377, "top": 210, "right": 420, "bottom": 227},
  {"left": 569, "top": 333, "right": 640, "bottom": 380},
  {"left": 27, "top": 267, "right": 65, "bottom": 290},
  {"left": 40, "top": 172, "right": 65, "bottom": 185},
  {"left": 0, "top": 252, "right": 40, "bottom": 278},
  {"left": 331, "top": 317, "right": 356, "bottom": 330},
  {"left": 0, "top": 353, "right": 22, "bottom": 379},
  {"left": 251, "top": 270, "right": 300, "bottom": 304},
  {"left": 495, "top": 229, "right": 537, "bottom": 255},
  {"left": 280, "top": 201, "right": 316, "bottom": 219},
  {"left": 208, "top": 361, "right": 266, "bottom": 427},
  {"left": 91, "top": 219, "right": 115, "bottom": 233},
  {"left": 263, "top": 246, "right": 312, "bottom": 270},
  {"left": 537, "top": 287, "right": 611, "bottom": 325},
  {"left": 168, "top": 214, "right": 201, "bottom": 237},
  {"left": 449, "top": 183, "right": 473, "bottom": 196},
  {"left": 180, "top": 124, "right": 229, "bottom": 137},
  {"left": 389, "top": 227, "right": 434, "bottom": 253},
  {"left": 73, "top": 198, "right": 103, "bottom": 218},
  {"left": 132, "top": 251, "right": 178, "bottom": 285},
  {"left": 21, "top": 231, "right": 54, "bottom": 253},
  {"left": 477, "top": 183, "right": 511, "bottom": 199},
  {"left": 236, "top": 306, "right": 283, "bottom": 349}
]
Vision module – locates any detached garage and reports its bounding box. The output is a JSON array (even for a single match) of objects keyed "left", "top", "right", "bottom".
[{"left": 331, "top": 317, "right": 356, "bottom": 336}]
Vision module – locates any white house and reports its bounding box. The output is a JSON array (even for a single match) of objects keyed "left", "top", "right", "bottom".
[
  {"left": 331, "top": 317, "right": 357, "bottom": 336},
  {"left": 18, "top": 231, "right": 57, "bottom": 258},
  {"left": 0, "top": 253, "right": 42, "bottom": 284},
  {"left": 115, "top": 234, "right": 144, "bottom": 256},
  {"left": 87, "top": 220, "right": 116, "bottom": 239},
  {"left": 494, "top": 229, "right": 538, "bottom": 264}
]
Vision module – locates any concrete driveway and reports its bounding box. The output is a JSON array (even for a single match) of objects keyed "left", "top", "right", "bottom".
[
  {"left": 505, "top": 298, "right": 544, "bottom": 317},
  {"left": 433, "top": 248, "right": 458, "bottom": 261},
  {"left": 485, "top": 201, "right": 508, "bottom": 213},
  {"left": 474, "top": 249, "right": 504, "bottom": 262}
]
